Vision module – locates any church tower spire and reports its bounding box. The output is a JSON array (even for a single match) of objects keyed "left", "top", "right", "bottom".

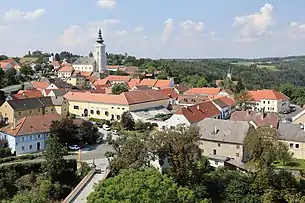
[{"left": 96, "top": 28, "right": 104, "bottom": 44}]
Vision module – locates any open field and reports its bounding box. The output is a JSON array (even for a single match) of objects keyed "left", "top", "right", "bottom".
[
  {"left": 230, "top": 61, "right": 255, "bottom": 66},
  {"left": 257, "top": 64, "right": 278, "bottom": 71},
  {"left": 19, "top": 57, "right": 38, "bottom": 63}
]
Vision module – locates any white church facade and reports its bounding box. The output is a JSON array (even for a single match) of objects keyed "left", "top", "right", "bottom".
[{"left": 72, "top": 29, "right": 107, "bottom": 73}]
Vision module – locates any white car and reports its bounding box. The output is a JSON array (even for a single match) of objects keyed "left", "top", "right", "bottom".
[
  {"left": 103, "top": 124, "right": 110, "bottom": 131},
  {"left": 68, "top": 145, "right": 80, "bottom": 150},
  {"left": 111, "top": 130, "right": 118, "bottom": 135}
]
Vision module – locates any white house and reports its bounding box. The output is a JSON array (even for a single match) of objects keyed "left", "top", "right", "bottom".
[
  {"left": 0, "top": 114, "right": 62, "bottom": 155},
  {"left": 57, "top": 65, "right": 73, "bottom": 78},
  {"left": 211, "top": 96, "right": 236, "bottom": 119}
]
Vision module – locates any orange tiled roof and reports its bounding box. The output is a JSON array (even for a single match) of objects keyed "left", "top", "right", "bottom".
[
  {"left": 0, "top": 114, "right": 63, "bottom": 136},
  {"left": 160, "top": 88, "right": 178, "bottom": 99},
  {"left": 175, "top": 101, "right": 221, "bottom": 123},
  {"left": 248, "top": 89, "right": 289, "bottom": 101},
  {"left": 15, "top": 89, "right": 43, "bottom": 99},
  {"left": 154, "top": 80, "right": 171, "bottom": 88},
  {"left": 31, "top": 81, "right": 49, "bottom": 89},
  {"left": 58, "top": 65, "right": 73, "bottom": 72},
  {"left": 93, "top": 78, "right": 109, "bottom": 86},
  {"left": 80, "top": 72, "right": 93, "bottom": 77},
  {"left": 127, "top": 78, "right": 141, "bottom": 89},
  {"left": 64, "top": 90, "right": 168, "bottom": 105},
  {"left": 184, "top": 87, "right": 221, "bottom": 96},
  {"left": 139, "top": 79, "right": 157, "bottom": 87},
  {"left": 106, "top": 75, "right": 131, "bottom": 82}
]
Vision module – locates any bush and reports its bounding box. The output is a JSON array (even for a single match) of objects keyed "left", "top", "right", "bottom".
[{"left": 0, "top": 154, "right": 42, "bottom": 164}]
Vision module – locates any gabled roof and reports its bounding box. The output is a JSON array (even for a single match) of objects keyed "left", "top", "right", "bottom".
[
  {"left": 160, "top": 88, "right": 178, "bottom": 99},
  {"left": 127, "top": 78, "right": 141, "bottom": 89},
  {"left": 13, "top": 89, "right": 43, "bottom": 99},
  {"left": 0, "top": 114, "right": 63, "bottom": 136},
  {"left": 31, "top": 81, "right": 49, "bottom": 89},
  {"left": 7, "top": 97, "right": 54, "bottom": 111},
  {"left": 213, "top": 96, "right": 236, "bottom": 108},
  {"left": 139, "top": 79, "right": 157, "bottom": 87},
  {"left": 64, "top": 90, "right": 168, "bottom": 105},
  {"left": 248, "top": 89, "right": 289, "bottom": 101},
  {"left": 80, "top": 72, "right": 93, "bottom": 77},
  {"left": 230, "top": 111, "right": 279, "bottom": 128},
  {"left": 93, "top": 78, "right": 110, "bottom": 86},
  {"left": 174, "top": 84, "right": 189, "bottom": 93},
  {"left": 184, "top": 87, "right": 221, "bottom": 96},
  {"left": 58, "top": 65, "right": 73, "bottom": 72},
  {"left": 49, "top": 89, "right": 68, "bottom": 97},
  {"left": 73, "top": 57, "right": 95, "bottom": 65},
  {"left": 175, "top": 101, "right": 221, "bottom": 123},
  {"left": 154, "top": 80, "right": 171, "bottom": 88},
  {"left": 278, "top": 123, "right": 305, "bottom": 142},
  {"left": 197, "top": 118, "right": 250, "bottom": 144}
]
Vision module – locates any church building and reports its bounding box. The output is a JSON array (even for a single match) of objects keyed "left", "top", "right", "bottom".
[{"left": 72, "top": 29, "right": 107, "bottom": 73}]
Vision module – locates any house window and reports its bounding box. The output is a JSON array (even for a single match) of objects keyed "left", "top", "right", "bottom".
[
  {"left": 236, "top": 153, "right": 240, "bottom": 157},
  {"left": 38, "top": 134, "right": 41, "bottom": 139},
  {"left": 73, "top": 106, "right": 79, "bottom": 110},
  {"left": 21, "top": 146, "right": 25, "bottom": 151},
  {"left": 96, "top": 110, "right": 100, "bottom": 115},
  {"left": 295, "top": 144, "right": 300, "bottom": 148},
  {"left": 90, "top": 110, "right": 94, "bottom": 114},
  {"left": 122, "top": 108, "right": 125, "bottom": 110},
  {"left": 118, "top": 107, "right": 120, "bottom": 109},
  {"left": 38, "top": 108, "right": 41, "bottom": 112},
  {"left": 268, "top": 101, "right": 270, "bottom": 104},
  {"left": 290, "top": 143, "right": 293, "bottom": 148},
  {"left": 29, "top": 145, "right": 32, "bottom": 150},
  {"left": 263, "top": 101, "right": 265, "bottom": 104},
  {"left": 105, "top": 111, "right": 109, "bottom": 116},
  {"left": 236, "top": 145, "right": 240, "bottom": 149},
  {"left": 213, "top": 149, "right": 216, "bottom": 155},
  {"left": 30, "top": 135, "right": 33, "bottom": 140},
  {"left": 111, "top": 107, "right": 114, "bottom": 109},
  {"left": 218, "top": 143, "right": 221, "bottom": 147},
  {"left": 170, "top": 126, "right": 175, "bottom": 130},
  {"left": 215, "top": 161, "right": 218, "bottom": 165},
  {"left": 21, "top": 137, "right": 25, "bottom": 142},
  {"left": 117, "top": 115, "right": 121, "bottom": 120}
]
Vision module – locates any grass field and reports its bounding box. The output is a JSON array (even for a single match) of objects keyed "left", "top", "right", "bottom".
[
  {"left": 274, "top": 159, "right": 305, "bottom": 170},
  {"left": 230, "top": 61, "right": 255, "bottom": 66},
  {"left": 19, "top": 57, "right": 38, "bottom": 63},
  {"left": 257, "top": 64, "right": 278, "bottom": 71}
]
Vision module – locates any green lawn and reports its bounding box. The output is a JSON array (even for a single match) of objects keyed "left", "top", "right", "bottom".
[
  {"left": 19, "top": 57, "right": 38, "bottom": 63},
  {"left": 230, "top": 61, "right": 255, "bottom": 66},
  {"left": 273, "top": 159, "right": 305, "bottom": 170},
  {"left": 257, "top": 64, "right": 278, "bottom": 71}
]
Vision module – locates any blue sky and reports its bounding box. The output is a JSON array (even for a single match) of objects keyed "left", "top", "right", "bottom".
[{"left": 1, "top": 0, "right": 305, "bottom": 58}]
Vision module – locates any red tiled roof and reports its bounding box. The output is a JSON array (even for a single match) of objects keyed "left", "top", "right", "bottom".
[
  {"left": 106, "top": 75, "right": 130, "bottom": 82},
  {"left": 31, "top": 81, "right": 49, "bottom": 89},
  {"left": 178, "top": 95, "right": 209, "bottom": 105},
  {"left": 160, "top": 88, "right": 178, "bottom": 99},
  {"left": 64, "top": 90, "right": 168, "bottom": 105},
  {"left": 213, "top": 96, "right": 236, "bottom": 107},
  {"left": 14, "top": 89, "right": 43, "bottom": 99},
  {"left": 80, "top": 72, "right": 93, "bottom": 77},
  {"left": 249, "top": 89, "right": 289, "bottom": 101},
  {"left": 58, "top": 65, "right": 73, "bottom": 72},
  {"left": 127, "top": 78, "right": 141, "bottom": 89},
  {"left": 140, "top": 79, "right": 157, "bottom": 87},
  {"left": 175, "top": 101, "right": 221, "bottom": 123},
  {"left": 93, "top": 78, "right": 109, "bottom": 86},
  {"left": 230, "top": 111, "right": 279, "bottom": 128},
  {"left": 85, "top": 76, "right": 98, "bottom": 83},
  {"left": 0, "top": 114, "right": 63, "bottom": 136},
  {"left": 184, "top": 87, "right": 221, "bottom": 96}
]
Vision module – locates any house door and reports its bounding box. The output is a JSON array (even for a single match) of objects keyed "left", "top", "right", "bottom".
[{"left": 37, "top": 142, "right": 41, "bottom": 151}]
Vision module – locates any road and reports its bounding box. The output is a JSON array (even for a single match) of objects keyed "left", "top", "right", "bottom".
[{"left": 0, "top": 143, "right": 115, "bottom": 166}]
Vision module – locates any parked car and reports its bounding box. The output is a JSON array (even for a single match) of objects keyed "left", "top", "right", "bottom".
[
  {"left": 103, "top": 124, "right": 110, "bottom": 131},
  {"left": 111, "top": 130, "right": 118, "bottom": 135},
  {"left": 68, "top": 145, "right": 80, "bottom": 150}
]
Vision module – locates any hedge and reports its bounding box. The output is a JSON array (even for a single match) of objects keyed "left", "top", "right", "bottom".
[{"left": 0, "top": 154, "right": 42, "bottom": 164}]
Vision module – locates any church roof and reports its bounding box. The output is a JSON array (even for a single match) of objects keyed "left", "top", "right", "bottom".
[{"left": 73, "top": 57, "right": 95, "bottom": 65}]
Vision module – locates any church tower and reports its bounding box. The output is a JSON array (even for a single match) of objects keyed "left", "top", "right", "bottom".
[{"left": 94, "top": 28, "right": 107, "bottom": 73}]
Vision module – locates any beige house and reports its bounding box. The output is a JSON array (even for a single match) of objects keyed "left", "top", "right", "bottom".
[
  {"left": 278, "top": 123, "right": 305, "bottom": 159},
  {"left": 57, "top": 65, "right": 73, "bottom": 79},
  {"left": 0, "top": 97, "right": 56, "bottom": 123},
  {"left": 197, "top": 118, "right": 250, "bottom": 163},
  {"left": 248, "top": 89, "right": 290, "bottom": 113},
  {"left": 66, "top": 75, "right": 86, "bottom": 87},
  {"left": 64, "top": 90, "right": 169, "bottom": 121},
  {"left": 292, "top": 109, "right": 305, "bottom": 124}
]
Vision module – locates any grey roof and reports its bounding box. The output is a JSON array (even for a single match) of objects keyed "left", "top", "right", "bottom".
[
  {"left": 7, "top": 97, "right": 53, "bottom": 111},
  {"left": 207, "top": 154, "right": 230, "bottom": 161},
  {"left": 51, "top": 96, "right": 65, "bottom": 106},
  {"left": 73, "top": 57, "right": 95, "bottom": 65},
  {"left": 49, "top": 78, "right": 72, "bottom": 89},
  {"left": 131, "top": 106, "right": 171, "bottom": 120},
  {"left": 51, "top": 89, "right": 67, "bottom": 97},
  {"left": 197, "top": 118, "right": 250, "bottom": 144},
  {"left": 278, "top": 123, "right": 305, "bottom": 142}
]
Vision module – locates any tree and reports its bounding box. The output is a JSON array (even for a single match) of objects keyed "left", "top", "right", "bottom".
[
  {"left": 4, "top": 68, "right": 18, "bottom": 86},
  {"left": 89, "top": 52, "right": 93, "bottom": 57},
  {"left": 197, "top": 77, "right": 208, "bottom": 87},
  {"left": 0, "top": 55, "right": 8, "bottom": 61},
  {"left": 120, "top": 112, "right": 135, "bottom": 130},
  {"left": 234, "top": 90, "right": 252, "bottom": 110},
  {"left": 10, "top": 190, "right": 47, "bottom": 203},
  {"left": 244, "top": 127, "right": 292, "bottom": 169},
  {"left": 42, "top": 135, "right": 66, "bottom": 183},
  {"left": 77, "top": 121, "right": 98, "bottom": 147},
  {"left": 54, "top": 53, "right": 60, "bottom": 62},
  {"left": 235, "top": 77, "right": 245, "bottom": 93},
  {"left": 50, "top": 118, "right": 78, "bottom": 145},
  {"left": 20, "top": 65, "right": 34, "bottom": 76},
  {"left": 149, "top": 126, "right": 204, "bottom": 186},
  {"left": 111, "top": 83, "right": 129, "bottom": 95},
  {"left": 87, "top": 169, "right": 198, "bottom": 203}
]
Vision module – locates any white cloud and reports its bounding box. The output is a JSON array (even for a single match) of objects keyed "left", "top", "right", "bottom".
[
  {"left": 115, "top": 30, "right": 127, "bottom": 36},
  {"left": 103, "top": 19, "right": 120, "bottom": 24},
  {"left": 289, "top": 21, "right": 305, "bottom": 36},
  {"left": 180, "top": 20, "right": 204, "bottom": 34},
  {"left": 234, "top": 3, "right": 274, "bottom": 38},
  {"left": 97, "top": 0, "right": 116, "bottom": 8},
  {"left": 133, "top": 27, "right": 143, "bottom": 33},
  {"left": 4, "top": 8, "right": 45, "bottom": 21},
  {"left": 58, "top": 25, "right": 85, "bottom": 47},
  {"left": 161, "top": 19, "right": 174, "bottom": 42}
]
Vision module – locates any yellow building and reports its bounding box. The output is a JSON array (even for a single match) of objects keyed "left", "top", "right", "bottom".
[
  {"left": 0, "top": 97, "right": 68, "bottom": 123},
  {"left": 64, "top": 90, "right": 170, "bottom": 121},
  {"left": 66, "top": 75, "right": 86, "bottom": 87}
]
